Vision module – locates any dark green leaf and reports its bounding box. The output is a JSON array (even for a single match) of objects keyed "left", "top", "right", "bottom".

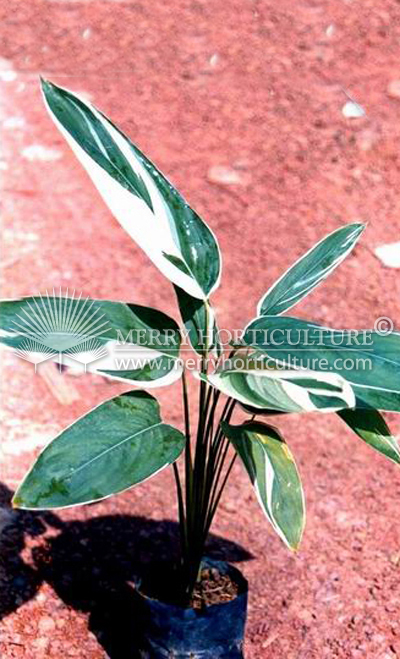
[
  {"left": 13, "top": 391, "right": 185, "bottom": 509},
  {"left": 338, "top": 408, "right": 400, "bottom": 465}
]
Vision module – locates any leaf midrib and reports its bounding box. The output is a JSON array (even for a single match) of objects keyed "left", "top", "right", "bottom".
[{"left": 61, "top": 421, "right": 163, "bottom": 481}]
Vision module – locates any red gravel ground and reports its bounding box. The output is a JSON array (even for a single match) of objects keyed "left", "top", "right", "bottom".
[{"left": 1, "top": 0, "right": 400, "bottom": 657}]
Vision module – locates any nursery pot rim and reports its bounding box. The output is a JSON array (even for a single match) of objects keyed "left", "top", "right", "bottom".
[{"left": 134, "top": 556, "right": 248, "bottom": 612}]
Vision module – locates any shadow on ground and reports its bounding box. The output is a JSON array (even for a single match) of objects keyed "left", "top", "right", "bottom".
[{"left": 0, "top": 483, "right": 252, "bottom": 658}]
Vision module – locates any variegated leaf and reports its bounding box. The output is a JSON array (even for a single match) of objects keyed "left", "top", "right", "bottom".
[
  {"left": 173, "top": 285, "right": 221, "bottom": 356},
  {"left": 0, "top": 296, "right": 182, "bottom": 387},
  {"left": 258, "top": 223, "right": 364, "bottom": 316},
  {"left": 41, "top": 79, "right": 221, "bottom": 300},
  {"left": 206, "top": 355, "right": 355, "bottom": 413},
  {"left": 221, "top": 421, "right": 305, "bottom": 549},
  {"left": 244, "top": 315, "right": 400, "bottom": 411},
  {"left": 338, "top": 408, "right": 400, "bottom": 465}
]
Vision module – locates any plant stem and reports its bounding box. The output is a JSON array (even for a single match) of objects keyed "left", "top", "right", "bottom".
[
  {"left": 181, "top": 369, "right": 193, "bottom": 544},
  {"left": 176, "top": 327, "right": 241, "bottom": 603},
  {"left": 204, "top": 452, "right": 237, "bottom": 539},
  {"left": 173, "top": 462, "right": 187, "bottom": 555}
]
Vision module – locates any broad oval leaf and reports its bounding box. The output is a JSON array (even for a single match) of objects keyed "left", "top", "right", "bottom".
[
  {"left": 206, "top": 357, "right": 355, "bottom": 413},
  {"left": 338, "top": 408, "right": 400, "bottom": 465},
  {"left": 0, "top": 296, "right": 182, "bottom": 387},
  {"left": 41, "top": 79, "right": 221, "bottom": 300},
  {"left": 258, "top": 223, "right": 364, "bottom": 316},
  {"left": 244, "top": 315, "right": 400, "bottom": 411},
  {"left": 12, "top": 390, "right": 185, "bottom": 509},
  {"left": 221, "top": 421, "right": 305, "bottom": 549}
]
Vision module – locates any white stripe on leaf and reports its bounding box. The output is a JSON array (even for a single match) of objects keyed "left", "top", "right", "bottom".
[
  {"left": 257, "top": 223, "right": 365, "bottom": 316},
  {"left": 41, "top": 80, "right": 221, "bottom": 300},
  {"left": 207, "top": 366, "right": 355, "bottom": 413},
  {"left": 222, "top": 421, "right": 305, "bottom": 549}
]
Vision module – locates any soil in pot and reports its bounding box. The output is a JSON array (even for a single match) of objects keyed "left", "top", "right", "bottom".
[{"left": 140, "top": 562, "right": 239, "bottom": 609}]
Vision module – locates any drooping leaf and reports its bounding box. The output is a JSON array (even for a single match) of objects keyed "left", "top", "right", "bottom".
[
  {"left": 338, "top": 408, "right": 400, "bottom": 465},
  {"left": 258, "top": 223, "right": 365, "bottom": 316},
  {"left": 238, "top": 401, "right": 287, "bottom": 417},
  {"left": 41, "top": 79, "right": 221, "bottom": 300},
  {"left": 206, "top": 356, "right": 355, "bottom": 413},
  {"left": 13, "top": 391, "right": 185, "bottom": 509},
  {"left": 173, "top": 285, "right": 221, "bottom": 356},
  {"left": 244, "top": 315, "right": 400, "bottom": 411},
  {"left": 0, "top": 296, "right": 182, "bottom": 386},
  {"left": 221, "top": 421, "right": 305, "bottom": 549}
]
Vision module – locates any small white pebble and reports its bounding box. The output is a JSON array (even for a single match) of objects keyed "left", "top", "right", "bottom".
[
  {"left": 387, "top": 80, "right": 400, "bottom": 99},
  {"left": 3, "top": 229, "right": 38, "bottom": 241},
  {"left": 326, "top": 24, "right": 335, "bottom": 37},
  {"left": 22, "top": 145, "right": 62, "bottom": 162},
  {"left": 342, "top": 100, "right": 365, "bottom": 118},
  {"left": 3, "top": 116, "right": 25, "bottom": 129},
  {"left": 374, "top": 242, "right": 400, "bottom": 268},
  {"left": 0, "top": 70, "right": 17, "bottom": 82},
  {"left": 209, "top": 53, "right": 219, "bottom": 67},
  {"left": 207, "top": 165, "right": 245, "bottom": 185},
  {"left": 82, "top": 27, "right": 92, "bottom": 40}
]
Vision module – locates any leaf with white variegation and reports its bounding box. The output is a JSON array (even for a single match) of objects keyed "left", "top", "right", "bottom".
[
  {"left": 221, "top": 421, "right": 305, "bottom": 549},
  {"left": 205, "top": 356, "right": 355, "bottom": 413},
  {"left": 244, "top": 315, "right": 400, "bottom": 411},
  {"left": 13, "top": 391, "right": 185, "bottom": 509},
  {"left": 41, "top": 79, "right": 221, "bottom": 300},
  {"left": 173, "top": 285, "right": 221, "bottom": 356},
  {"left": 258, "top": 223, "right": 364, "bottom": 316},
  {"left": 0, "top": 296, "right": 182, "bottom": 387},
  {"left": 338, "top": 408, "right": 400, "bottom": 465},
  {"left": 238, "top": 402, "right": 287, "bottom": 417}
]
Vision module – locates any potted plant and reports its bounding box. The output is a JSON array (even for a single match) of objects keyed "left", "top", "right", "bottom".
[{"left": 1, "top": 80, "right": 399, "bottom": 658}]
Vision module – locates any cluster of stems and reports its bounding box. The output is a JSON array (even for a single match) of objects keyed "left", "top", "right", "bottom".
[{"left": 172, "top": 312, "right": 238, "bottom": 604}]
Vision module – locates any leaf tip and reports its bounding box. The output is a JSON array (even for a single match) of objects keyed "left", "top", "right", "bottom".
[
  {"left": 11, "top": 494, "right": 22, "bottom": 509},
  {"left": 40, "top": 76, "right": 52, "bottom": 91},
  {"left": 287, "top": 534, "right": 303, "bottom": 553}
]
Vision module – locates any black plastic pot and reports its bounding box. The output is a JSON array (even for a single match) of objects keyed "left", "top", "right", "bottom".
[{"left": 134, "top": 558, "right": 248, "bottom": 658}]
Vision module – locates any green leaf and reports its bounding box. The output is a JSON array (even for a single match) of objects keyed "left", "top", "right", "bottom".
[
  {"left": 12, "top": 391, "right": 185, "bottom": 509},
  {"left": 0, "top": 296, "right": 182, "bottom": 386},
  {"left": 173, "top": 285, "right": 221, "bottom": 356},
  {"left": 238, "top": 402, "right": 287, "bottom": 417},
  {"left": 338, "top": 408, "right": 400, "bottom": 465},
  {"left": 244, "top": 315, "right": 400, "bottom": 411},
  {"left": 258, "top": 223, "right": 365, "bottom": 316},
  {"left": 41, "top": 79, "right": 221, "bottom": 300},
  {"left": 206, "top": 356, "right": 355, "bottom": 413},
  {"left": 221, "top": 421, "right": 305, "bottom": 549}
]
